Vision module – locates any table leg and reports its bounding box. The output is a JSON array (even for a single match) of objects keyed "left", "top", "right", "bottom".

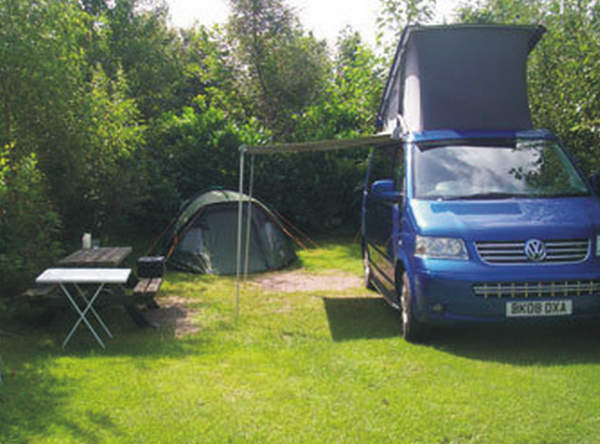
[
  {"left": 60, "top": 283, "right": 106, "bottom": 349},
  {"left": 74, "top": 284, "right": 113, "bottom": 339}
]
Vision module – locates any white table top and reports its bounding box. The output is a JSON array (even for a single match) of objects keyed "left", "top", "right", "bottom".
[{"left": 35, "top": 268, "right": 131, "bottom": 284}]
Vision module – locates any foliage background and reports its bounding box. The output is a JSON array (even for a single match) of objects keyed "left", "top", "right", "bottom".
[{"left": 1, "top": 0, "right": 599, "bottom": 299}]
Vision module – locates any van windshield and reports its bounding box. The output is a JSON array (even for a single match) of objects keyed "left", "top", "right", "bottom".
[{"left": 414, "top": 139, "right": 590, "bottom": 200}]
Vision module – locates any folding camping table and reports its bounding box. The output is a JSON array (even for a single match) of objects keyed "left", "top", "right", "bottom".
[{"left": 35, "top": 268, "right": 131, "bottom": 348}]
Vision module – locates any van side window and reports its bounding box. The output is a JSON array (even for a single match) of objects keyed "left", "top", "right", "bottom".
[{"left": 368, "top": 146, "right": 400, "bottom": 189}]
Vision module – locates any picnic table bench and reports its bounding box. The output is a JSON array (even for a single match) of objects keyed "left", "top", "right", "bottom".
[
  {"left": 133, "top": 278, "right": 162, "bottom": 309},
  {"left": 19, "top": 284, "right": 62, "bottom": 307}
]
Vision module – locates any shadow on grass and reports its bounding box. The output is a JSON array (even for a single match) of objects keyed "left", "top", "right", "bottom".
[
  {"left": 6, "top": 268, "right": 231, "bottom": 359},
  {"left": 0, "top": 352, "right": 122, "bottom": 443},
  {"left": 323, "top": 297, "right": 401, "bottom": 341},
  {"left": 323, "top": 295, "right": 600, "bottom": 366},
  {"left": 429, "top": 321, "right": 600, "bottom": 366},
  {"left": 0, "top": 296, "right": 219, "bottom": 440},
  {"left": 8, "top": 302, "right": 218, "bottom": 359}
]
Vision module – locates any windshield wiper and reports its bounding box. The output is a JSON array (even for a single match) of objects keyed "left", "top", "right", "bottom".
[{"left": 452, "top": 192, "right": 528, "bottom": 200}]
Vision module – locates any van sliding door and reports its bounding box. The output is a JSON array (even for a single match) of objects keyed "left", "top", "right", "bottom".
[{"left": 364, "top": 145, "right": 403, "bottom": 298}]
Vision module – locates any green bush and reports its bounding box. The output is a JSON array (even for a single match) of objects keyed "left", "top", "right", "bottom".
[
  {"left": 0, "top": 144, "right": 63, "bottom": 303},
  {"left": 143, "top": 99, "right": 369, "bottom": 233}
]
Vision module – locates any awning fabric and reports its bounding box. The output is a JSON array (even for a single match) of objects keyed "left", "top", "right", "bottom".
[{"left": 243, "top": 133, "right": 397, "bottom": 155}]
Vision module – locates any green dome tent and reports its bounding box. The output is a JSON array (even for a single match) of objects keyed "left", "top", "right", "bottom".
[{"left": 162, "top": 190, "right": 296, "bottom": 275}]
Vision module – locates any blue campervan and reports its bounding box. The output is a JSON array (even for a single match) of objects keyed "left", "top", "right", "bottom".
[{"left": 361, "top": 25, "right": 600, "bottom": 341}]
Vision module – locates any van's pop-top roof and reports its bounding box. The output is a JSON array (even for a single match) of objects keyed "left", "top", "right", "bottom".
[{"left": 377, "top": 24, "right": 546, "bottom": 134}]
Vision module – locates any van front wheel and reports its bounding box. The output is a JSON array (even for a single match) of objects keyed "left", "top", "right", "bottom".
[{"left": 400, "top": 272, "right": 427, "bottom": 342}]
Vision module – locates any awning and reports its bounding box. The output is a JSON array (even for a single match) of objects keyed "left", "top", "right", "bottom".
[{"left": 242, "top": 133, "right": 398, "bottom": 155}]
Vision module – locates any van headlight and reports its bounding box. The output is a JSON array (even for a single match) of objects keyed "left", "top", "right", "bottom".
[{"left": 415, "top": 236, "right": 468, "bottom": 260}]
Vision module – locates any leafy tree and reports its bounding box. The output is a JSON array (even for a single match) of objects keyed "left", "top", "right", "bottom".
[
  {"left": 293, "top": 28, "right": 385, "bottom": 141},
  {"left": 376, "top": 0, "right": 437, "bottom": 55},
  {"left": 67, "top": 66, "right": 146, "bottom": 232},
  {"left": 0, "top": 0, "right": 88, "bottom": 157},
  {"left": 457, "top": 0, "right": 541, "bottom": 23},
  {"left": 250, "top": 30, "right": 384, "bottom": 231},
  {"left": 227, "top": 0, "right": 330, "bottom": 136},
  {"left": 0, "top": 0, "right": 88, "bottom": 238},
  {"left": 0, "top": 0, "right": 146, "bottom": 235},
  {"left": 178, "top": 26, "right": 243, "bottom": 119},
  {"left": 100, "top": 0, "right": 185, "bottom": 120},
  {"left": 80, "top": 0, "right": 110, "bottom": 16}
]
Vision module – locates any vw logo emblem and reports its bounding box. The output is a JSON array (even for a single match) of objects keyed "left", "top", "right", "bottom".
[{"left": 524, "top": 239, "right": 547, "bottom": 262}]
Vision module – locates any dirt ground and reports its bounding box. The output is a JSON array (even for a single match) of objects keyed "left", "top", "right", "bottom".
[
  {"left": 143, "top": 270, "right": 362, "bottom": 337},
  {"left": 252, "top": 270, "right": 362, "bottom": 293},
  {"left": 143, "top": 295, "right": 201, "bottom": 338}
]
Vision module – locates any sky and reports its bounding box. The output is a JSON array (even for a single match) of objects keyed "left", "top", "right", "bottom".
[{"left": 166, "top": 0, "right": 462, "bottom": 49}]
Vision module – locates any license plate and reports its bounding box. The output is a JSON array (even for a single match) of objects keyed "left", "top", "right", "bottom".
[{"left": 506, "top": 300, "right": 572, "bottom": 317}]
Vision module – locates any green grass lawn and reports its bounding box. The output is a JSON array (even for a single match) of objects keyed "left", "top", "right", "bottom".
[{"left": 2, "top": 236, "right": 600, "bottom": 443}]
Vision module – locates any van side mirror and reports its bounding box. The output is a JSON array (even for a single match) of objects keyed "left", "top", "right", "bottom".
[
  {"left": 590, "top": 174, "right": 600, "bottom": 194},
  {"left": 371, "top": 179, "right": 403, "bottom": 202}
]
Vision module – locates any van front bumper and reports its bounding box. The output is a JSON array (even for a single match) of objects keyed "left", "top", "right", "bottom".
[{"left": 410, "top": 259, "right": 600, "bottom": 324}]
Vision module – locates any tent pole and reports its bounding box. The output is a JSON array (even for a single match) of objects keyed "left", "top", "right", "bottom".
[
  {"left": 235, "top": 145, "right": 247, "bottom": 322},
  {"left": 243, "top": 155, "right": 255, "bottom": 281}
]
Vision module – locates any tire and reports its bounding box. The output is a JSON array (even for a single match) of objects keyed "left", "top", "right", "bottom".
[
  {"left": 399, "top": 272, "right": 427, "bottom": 342},
  {"left": 363, "top": 243, "right": 375, "bottom": 290}
]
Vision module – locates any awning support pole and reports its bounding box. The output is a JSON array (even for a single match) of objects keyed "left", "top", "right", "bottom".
[
  {"left": 243, "top": 155, "right": 255, "bottom": 281},
  {"left": 235, "top": 146, "right": 247, "bottom": 322}
]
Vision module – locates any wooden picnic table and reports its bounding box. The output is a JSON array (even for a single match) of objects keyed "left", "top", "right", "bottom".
[{"left": 58, "top": 247, "right": 133, "bottom": 268}]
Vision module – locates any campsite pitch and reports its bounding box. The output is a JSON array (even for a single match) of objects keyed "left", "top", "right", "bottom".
[{"left": 2, "top": 236, "right": 600, "bottom": 443}]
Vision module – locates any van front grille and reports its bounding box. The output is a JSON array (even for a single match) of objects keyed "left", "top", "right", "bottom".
[
  {"left": 473, "top": 280, "right": 600, "bottom": 299},
  {"left": 475, "top": 239, "right": 590, "bottom": 265}
]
